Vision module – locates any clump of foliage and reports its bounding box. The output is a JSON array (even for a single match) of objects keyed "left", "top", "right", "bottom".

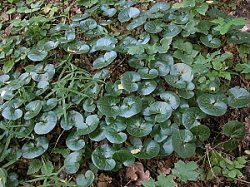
[{"left": 0, "top": 0, "right": 250, "bottom": 186}]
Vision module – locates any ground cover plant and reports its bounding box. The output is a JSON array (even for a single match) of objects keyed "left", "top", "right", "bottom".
[{"left": 0, "top": 0, "right": 250, "bottom": 186}]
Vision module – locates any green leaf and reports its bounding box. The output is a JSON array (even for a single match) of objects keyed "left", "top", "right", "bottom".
[
  {"left": 139, "top": 80, "right": 157, "bottom": 96},
  {"left": 120, "top": 96, "right": 142, "bottom": 118},
  {"left": 3, "top": 59, "right": 15, "bottom": 74},
  {"left": 144, "top": 21, "right": 163, "bottom": 34},
  {"left": 118, "top": 7, "right": 140, "bottom": 23},
  {"left": 80, "top": 18, "right": 97, "bottom": 30},
  {"left": 76, "top": 170, "right": 95, "bottom": 187},
  {"left": 148, "top": 102, "right": 172, "bottom": 122},
  {"left": 66, "top": 131, "right": 85, "bottom": 151},
  {"left": 66, "top": 41, "right": 90, "bottom": 54},
  {"left": 127, "top": 16, "right": 147, "bottom": 30},
  {"left": 142, "top": 178, "right": 155, "bottom": 187},
  {"left": 76, "top": 114, "right": 99, "bottom": 135},
  {"left": 28, "top": 48, "right": 48, "bottom": 62},
  {"left": 24, "top": 100, "right": 43, "bottom": 120},
  {"left": 27, "top": 159, "right": 42, "bottom": 175},
  {"left": 196, "top": 3, "right": 208, "bottom": 15},
  {"left": 101, "top": 5, "right": 117, "bottom": 17},
  {"left": 60, "top": 110, "right": 84, "bottom": 130},
  {"left": 172, "top": 129, "right": 196, "bottom": 158},
  {"left": 223, "top": 120, "right": 245, "bottom": 139},
  {"left": 22, "top": 137, "right": 49, "bottom": 159},
  {"left": 127, "top": 45, "right": 145, "bottom": 55},
  {"left": 83, "top": 98, "right": 96, "bottom": 113},
  {"left": 113, "top": 150, "right": 135, "bottom": 167},
  {"left": 149, "top": 54, "right": 174, "bottom": 76},
  {"left": 182, "top": 107, "right": 206, "bottom": 129},
  {"left": 2, "top": 106, "right": 23, "bottom": 120},
  {"left": 91, "top": 144, "right": 116, "bottom": 170},
  {"left": 121, "top": 71, "right": 141, "bottom": 92},
  {"left": 0, "top": 168, "right": 7, "bottom": 187},
  {"left": 95, "top": 36, "right": 117, "bottom": 51},
  {"left": 34, "top": 111, "right": 57, "bottom": 135},
  {"left": 43, "top": 98, "right": 57, "bottom": 112},
  {"left": 93, "top": 51, "right": 117, "bottom": 69},
  {"left": 160, "top": 91, "right": 180, "bottom": 110},
  {"left": 156, "top": 174, "right": 176, "bottom": 187},
  {"left": 126, "top": 117, "right": 153, "bottom": 137},
  {"left": 138, "top": 68, "right": 159, "bottom": 80},
  {"left": 197, "top": 94, "right": 227, "bottom": 116},
  {"left": 149, "top": 2, "right": 170, "bottom": 13},
  {"left": 191, "top": 125, "right": 211, "bottom": 141},
  {"left": 105, "top": 129, "right": 127, "bottom": 144},
  {"left": 97, "top": 96, "right": 120, "bottom": 117},
  {"left": 134, "top": 140, "right": 160, "bottom": 159},
  {"left": 172, "top": 160, "right": 199, "bottom": 182},
  {"left": 227, "top": 87, "right": 250, "bottom": 108},
  {"left": 163, "top": 25, "right": 182, "bottom": 37},
  {"left": 200, "top": 35, "right": 221, "bottom": 48},
  {"left": 64, "top": 151, "right": 82, "bottom": 174}
]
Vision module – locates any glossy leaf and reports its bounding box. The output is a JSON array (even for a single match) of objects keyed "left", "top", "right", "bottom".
[
  {"left": 22, "top": 137, "right": 49, "bottom": 159},
  {"left": 97, "top": 96, "right": 120, "bottom": 117},
  {"left": 223, "top": 120, "right": 245, "bottom": 139},
  {"left": 121, "top": 71, "right": 141, "bottom": 92},
  {"left": 91, "top": 144, "right": 116, "bottom": 170},
  {"left": 34, "top": 111, "right": 57, "bottom": 135},
  {"left": 120, "top": 96, "right": 142, "bottom": 118},
  {"left": 64, "top": 151, "right": 82, "bottom": 174},
  {"left": 24, "top": 100, "right": 43, "bottom": 120},
  {"left": 227, "top": 87, "right": 250, "bottom": 108},
  {"left": 197, "top": 94, "right": 227, "bottom": 116},
  {"left": 76, "top": 170, "right": 95, "bottom": 187},
  {"left": 172, "top": 129, "right": 196, "bottom": 158}
]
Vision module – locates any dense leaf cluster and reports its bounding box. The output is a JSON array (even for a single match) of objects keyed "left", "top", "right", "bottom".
[{"left": 0, "top": 0, "right": 250, "bottom": 186}]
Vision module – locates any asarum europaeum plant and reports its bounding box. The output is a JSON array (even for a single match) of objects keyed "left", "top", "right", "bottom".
[{"left": 0, "top": 0, "right": 250, "bottom": 186}]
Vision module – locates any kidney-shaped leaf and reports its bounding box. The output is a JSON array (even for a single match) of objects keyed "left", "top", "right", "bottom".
[
  {"left": 223, "top": 120, "right": 245, "bottom": 139},
  {"left": 120, "top": 96, "right": 142, "bottom": 118},
  {"left": 200, "top": 34, "right": 221, "bottom": 48},
  {"left": 160, "top": 91, "right": 180, "bottom": 110},
  {"left": 64, "top": 151, "right": 82, "bottom": 174},
  {"left": 34, "top": 111, "right": 57, "bottom": 135},
  {"left": 22, "top": 136, "right": 49, "bottom": 159},
  {"left": 121, "top": 71, "right": 141, "bottom": 92},
  {"left": 66, "top": 41, "right": 90, "bottom": 54},
  {"left": 134, "top": 139, "right": 160, "bottom": 159},
  {"left": 97, "top": 96, "right": 120, "bottom": 117},
  {"left": 91, "top": 144, "right": 116, "bottom": 170},
  {"left": 118, "top": 7, "right": 140, "bottom": 22},
  {"left": 172, "top": 129, "right": 196, "bottom": 158},
  {"left": 182, "top": 107, "right": 206, "bottom": 129},
  {"left": 66, "top": 131, "right": 85, "bottom": 151},
  {"left": 93, "top": 51, "right": 117, "bottom": 69},
  {"left": 76, "top": 170, "right": 95, "bottom": 187},
  {"left": 80, "top": 18, "right": 97, "bottom": 30},
  {"left": 190, "top": 125, "right": 210, "bottom": 141},
  {"left": 60, "top": 110, "right": 84, "bottom": 130},
  {"left": 163, "top": 25, "right": 182, "bottom": 37},
  {"left": 139, "top": 80, "right": 157, "bottom": 96},
  {"left": 113, "top": 150, "right": 135, "bottom": 167},
  {"left": 77, "top": 114, "right": 99, "bottom": 135},
  {"left": 2, "top": 106, "right": 23, "bottom": 120},
  {"left": 28, "top": 48, "right": 48, "bottom": 62},
  {"left": 228, "top": 87, "right": 250, "bottom": 108},
  {"left": 149, "top": 2, "right": 170, "bottom": 13},
  {"left": 144, "top": 21, "right": 163, "bottom": 34},
  {"left": 24, "top": 100, "right": 43, "bottom": 120},
  {"left": 95, "top": 36, "right": 117, "bottom": 51},
  {"left": 126, "top": 117, "right": 153, "bottom": 137},
  {"left": 197, "top": 94, "right": 227, "bottom": 116}
]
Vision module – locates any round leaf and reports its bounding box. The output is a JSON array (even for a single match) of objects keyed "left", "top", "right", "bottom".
[
  {"left": 113, "top": 150, "right": 135, "bottom": 167},
  {"left": 34, "top": 111, "right": 57, "bottom": 135},
  {"left": 66, "top": 131, "right": 85, "bottom": 151},
  {"left": 2, "top": 106, "right": 23, "bottom": 120},
  {"left": 76, "top": 170, "right": 95, "bottom": 187},
  {"left": 121, "top": 71, "right": 141, "bottom": 92},
  {"left": 223, "top": 120, "right": 245, "bottom": 139},
  {"left": 227, "top": 87, "right": 250, "bottom": 108},
  {"left": 77, "top": 114, "right": 99, "bottom": 135},
  {"left": 149, "top": 2, "right": 170, "bottom": 13},
  {"left": 134, "top": 140, "right": 160, "bottom": 159},
  {"left": 22, "top": 137, "right": 49, "bottom": 159},
  {"left": 120, "top": 96, "right": 142, "bottom": 118},
  {"left": 163, "top": 25, "right": 182, "bottom": 37},
  {"left": 91, "top": 144, "right": 116, "bottom": 170},
  {"left": 160, "top": 91, "right": 180, "bottom": 110},
  {"left": 28, "top": 49, "right": 48, "bottom": 62},
  {"left": 80, "top": 18, "right": 97, "bottom": 30},
  {"left": 197, "top": 94, "right": 227, "bottom": 116},
  {"left": 24, "top": 100, "right": 43, "bottom": 120},
  {"left": 105, "top": 129, "right": 127, "bottom": 144},
  {"left": 126, "top": 117, "right": 153, "bottom": 137},
  {"left": 200, "top": 34, "right": 221, "bottom": 48},
  {"left": 64, "top": 151, "right": 82, "bottom": 174},
  {"left": 97, "top": 96, "right": 120, "bottom": 117},
  {"left": 60, "top": 110, "right": 84, "bottom": 130},
  {"left": 191, "top": 125, "right": 210, "bottom": 141},
  {"left": 144, "top": 21, "right": 163, "bottom": 34},
  {"left": 139, "top": 80, "right": 157, "bottom": 95},
  {"left": 172, "top": 129, "right": 196, "bottom": 158}
]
